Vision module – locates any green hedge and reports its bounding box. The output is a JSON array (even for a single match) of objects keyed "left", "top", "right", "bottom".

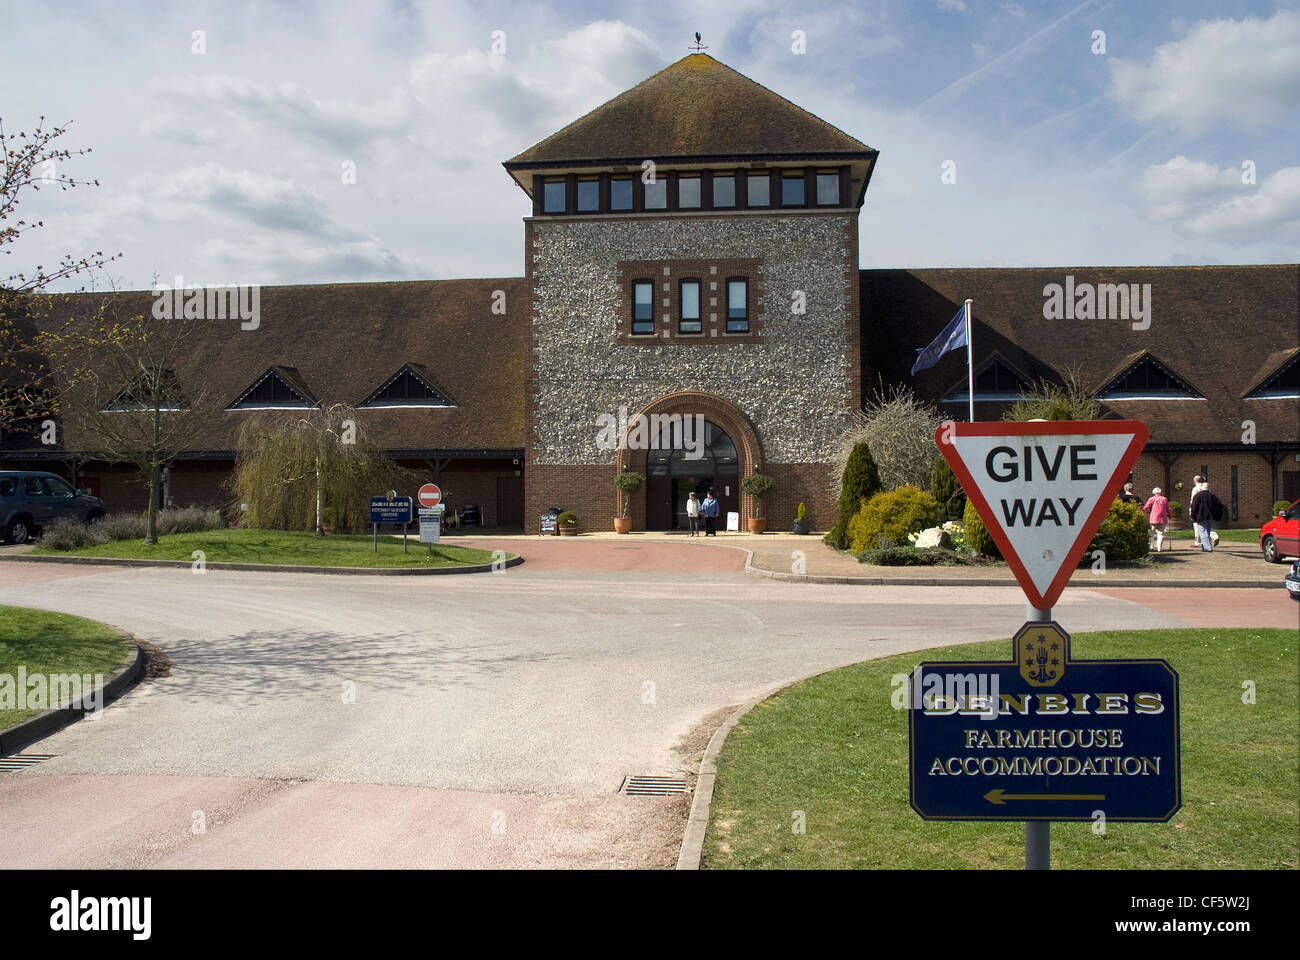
[
  {"left": 962, "top": 498, "right": 1000, "bottom": 557},
  {"left": 1088, "top": 499, "right": 1149, "bottom": 562},
  {"left": 847, "top": 485, "right": 940, "bottom": 554}
]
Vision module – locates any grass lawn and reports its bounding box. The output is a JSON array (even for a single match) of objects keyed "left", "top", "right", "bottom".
[
  {"left": 32, "top": 528, "right": 509, "bottom": 569},
  {"left": 705, "top": 628, "right": 1298, "bottom": 870},
  {"left": 1164, "top": 527, "right": 1260, "bottom": 542},
  {"left": 0, "top": 605, "right": 132, "bottom": 731}
]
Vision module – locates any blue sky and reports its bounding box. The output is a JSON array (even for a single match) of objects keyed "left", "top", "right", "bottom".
[{"left": 5, "top": 0, "right": 1298, "bottom": 289}]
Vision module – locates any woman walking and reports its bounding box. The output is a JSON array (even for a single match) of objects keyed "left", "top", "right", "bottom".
[{"left": 1142, "top": 487, "right": 1169, "bottom": 552}]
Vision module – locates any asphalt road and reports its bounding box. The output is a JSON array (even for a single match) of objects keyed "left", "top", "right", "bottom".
[{"left": 0, "top": 545, "right": 1290, "bottom": 868}]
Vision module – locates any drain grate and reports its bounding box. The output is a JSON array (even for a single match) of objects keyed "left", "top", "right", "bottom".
[
  {"left": 0, "top": 754, "right": 54, "bottom": 772},
  {"left": 622, "top": 775, "right": 688, "bottom": 796}
]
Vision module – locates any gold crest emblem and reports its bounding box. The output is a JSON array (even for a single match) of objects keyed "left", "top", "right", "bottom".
[{"left": 1014, "top": 621, "right": 1071, "bottom": 687}]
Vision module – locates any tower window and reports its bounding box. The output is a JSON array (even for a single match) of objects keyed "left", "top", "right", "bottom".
[
  {"left": 747, "top": 173, "right": 770, "bottom": 207},
  {"left": 679, "top": 279, "right": 701, "bottom": 334},
  {"left": 611, "top": 177, "right": 633, "bottom": 210},
  {"left": 644, "top": 177, "right": 667, "bottom": 210},
  {"left": 632, "top": 281, "right": 654, "bottom": 334},
  {"left": 712, "top": 174, "right": 736, "bottom": 208},
  {"left": 543, "top": 180, "right": 566, "bottom": 213},
  {"left": 816, "top": 172, "right": 840, "bottom": 205},
  {"left": 678, "top": 175, "right": 701, "bottom": 209},
  {"left": 577, "top": 179, "right": 599, "bottom": 212},
  {"left": 781, "top": 173, "right": 805, "bottom": 206},
  {"left": 726, "top": 278, "right": 749, "bottom": 333}
]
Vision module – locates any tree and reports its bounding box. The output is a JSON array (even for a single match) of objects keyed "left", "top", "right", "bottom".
[
  {"left": 229, "top": 404, "right": 407, "bottom": 534},
  {"left": 35, "top": 293, "right": 219, "bottom": 544},
  {"left": 741, "top": 472, "right": 777, "bottom": 518},
  {"left": 1, "top": 116, "right": 118, "bottom": 433},
  {"left": 1004, "top": 374, "right": 1101, "bottom": 422},
  {"left": 613, "top": 470, "right": 644, "bottom": 518},
  {"left": 931, "top": 454, "right": 966, "bottom": 521},
  {"left": 839, "top": 384, "right": 942, "bottom": 492},
  {"left": 825, "top": 441, "right": 882, "bottom": 550}
]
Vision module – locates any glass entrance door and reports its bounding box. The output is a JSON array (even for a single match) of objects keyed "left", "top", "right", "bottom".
[{"left": 646, "top": 419, "right": 741, "bottom": 530}]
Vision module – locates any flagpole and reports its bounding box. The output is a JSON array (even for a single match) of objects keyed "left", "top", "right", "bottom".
[{"left": 965, "top": 298, "right": 974, "bottom": 422}]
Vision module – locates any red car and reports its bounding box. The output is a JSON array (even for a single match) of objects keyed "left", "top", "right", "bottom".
[{"left": 1261, "top": 499, "right": 1300, "bottom": 562}]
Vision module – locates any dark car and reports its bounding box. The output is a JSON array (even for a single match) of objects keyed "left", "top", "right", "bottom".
[
  {"left": 0, "top": 471, "right": 106, "bottom": 544},
  {"left": 1286, "top": 561, "right": 1300, "bottom": 602},
  {"left": 1260, "top": 498, "right": 1300, "bottom": 563}
]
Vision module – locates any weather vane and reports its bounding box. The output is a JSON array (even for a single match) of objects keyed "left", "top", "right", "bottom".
[{"left": 689, "top": 32, "right": 708, "bottom": 52}]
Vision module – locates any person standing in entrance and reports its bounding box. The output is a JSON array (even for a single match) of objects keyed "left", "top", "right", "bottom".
[
  {"left": 686, "top": 491, "right": 701, "bottom": 537},
  {"left": 701, "top": 490, "right": 719, "bottom": 536}
]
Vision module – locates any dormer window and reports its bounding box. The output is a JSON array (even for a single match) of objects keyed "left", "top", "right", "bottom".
[
  {"left": 781, "top": 172, "right": 805, "bottom": 206},
  {"left": 228, "top": 367, "right": 316, "bottom": 410},
  {"left": 543, "top": 179, "right": 566, "bottom": 213},
  {"left": 1098, "top": 354, "right": 1202, "bottom": 400},
  {"left": 943, "top": 355, "right": 1031, "bottom": 404},
  {"left": 747, "top": 173, "right": 770, "bottom": 207},
  {"left": 360, "top": 364, "right": 454, "bottom": 408},
  {"left": 644, "top": 177, "right": 667, "bottom": 210},
  {"left": 1244, "top": 350, "right": 1300, "bottom": 399},
  {"left": 104, "top": 370, "right": 188, "bottom": 412}
]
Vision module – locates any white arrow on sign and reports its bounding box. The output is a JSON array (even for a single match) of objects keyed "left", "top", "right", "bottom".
[{"left": 937, "top": 420, "right": 1148, "bottom": 609}]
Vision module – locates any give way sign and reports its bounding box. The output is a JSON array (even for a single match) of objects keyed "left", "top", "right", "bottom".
[{"left": 936, "top": 420, "right": 1148, "bottom": 610}]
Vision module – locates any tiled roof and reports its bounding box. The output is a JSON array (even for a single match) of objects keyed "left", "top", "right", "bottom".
[
  {"left": 862, "top": 264, "right": 1300, "bottom": 445},
  {"left": 506, "top": 54, "right": 875, "bottom": 166}
]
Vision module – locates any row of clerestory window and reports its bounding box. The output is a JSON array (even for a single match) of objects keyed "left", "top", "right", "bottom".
[
  {"left": 540, "top": 167, "right": 845, "bottom": 216},
  {"left": 631, "top": 277, "right": 749, "bottom": 335}
]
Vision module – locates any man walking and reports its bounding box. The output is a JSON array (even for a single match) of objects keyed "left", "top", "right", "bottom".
[
  {"left": 1190, "top": 475, "right": 1207, "bottom": 547},
  {"left": 1190, "top": 480, "right": 1221, "bottom": 551}
]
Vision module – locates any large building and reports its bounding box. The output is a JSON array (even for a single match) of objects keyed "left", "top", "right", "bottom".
[{"left": 4, "top": 54, "right": 1298, "bottom": 529}]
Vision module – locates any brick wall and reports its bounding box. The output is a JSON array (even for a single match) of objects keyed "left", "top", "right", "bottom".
[{"left": 1130, "top": 450, "right": 1296, "bottom": 527}]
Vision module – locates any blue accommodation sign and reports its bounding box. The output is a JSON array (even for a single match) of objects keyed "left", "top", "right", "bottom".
[
  {"left": 908, "top": 621, "right": 1180, "bottom": 822},
  {"left": 369, "top": 497, "right": 413, "bottom": 524}
]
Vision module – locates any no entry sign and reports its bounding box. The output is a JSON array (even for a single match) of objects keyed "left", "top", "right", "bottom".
[
  {"left": 418, "top": 483, "right": 442, "bottom": 508},
  {"left": 936, "top": 420, "right": 1148, "bottom": 609}
]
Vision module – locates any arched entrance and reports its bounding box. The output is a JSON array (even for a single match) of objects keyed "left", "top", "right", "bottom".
[
  {"left": 615, "top": 391, "right": 764, "bottom": 532},
  {"left": 644, "top": 420, "right": 741, "bottom": 530}
]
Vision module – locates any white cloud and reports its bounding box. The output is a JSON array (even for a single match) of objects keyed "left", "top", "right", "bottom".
[
  {"left": 938, "top": 0, "right": 968, "bottom": 10},
  {"left": 1138, "top": 156, "right": 1300, "bottom": 238},
  {"left": 1002, "top": 2, "right": 1027, "bottom": 18},
  {"left": 1109, "top": 9, "right": 1300, "bottom": 135},
  {"left": 972, "top": 43, "right": 990, "bottom": 61}
]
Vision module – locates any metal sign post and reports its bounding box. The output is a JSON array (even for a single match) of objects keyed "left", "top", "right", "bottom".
[{"left": 1025, "top": 601, "right": 1052, "bottom": 871}]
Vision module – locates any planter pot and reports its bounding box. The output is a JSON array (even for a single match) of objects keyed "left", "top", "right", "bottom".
[
  {"left": 613, "top": 517, "right": 632, "bottom": 534},
  {"left": 791, "top": 520, "right": 810, "bottom": 535},
  {"left": 747, "top": 518, "right": 767, "bottom": 535},
  {"left": 559, "top": 525, "right": 577, "bottom": 537}
]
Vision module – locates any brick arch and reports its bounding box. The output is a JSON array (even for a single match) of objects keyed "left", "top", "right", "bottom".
[{"left": 614, "top": 391, "right": 765, "bottom": 526}]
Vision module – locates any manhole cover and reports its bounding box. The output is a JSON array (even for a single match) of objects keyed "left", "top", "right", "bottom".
[
  {"left": 0, "top": 754, "right": 54, "bottom": 772},
  {"left": 621, "top": 775, "right": 688, "bottom": 796}
]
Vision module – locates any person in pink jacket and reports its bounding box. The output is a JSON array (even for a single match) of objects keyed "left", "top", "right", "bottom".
[{"left": 1142, "top": 487, "right": 1170, "bottom": 551}]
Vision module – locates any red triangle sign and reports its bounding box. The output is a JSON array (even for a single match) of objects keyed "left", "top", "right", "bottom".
[{"left": 937, "top": 420, "right": 1149, "bottom": 610}]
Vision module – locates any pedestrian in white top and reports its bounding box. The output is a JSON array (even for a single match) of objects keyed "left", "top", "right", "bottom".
[{"left": 686, "top": 491, "right": 700, "bottom": 537}]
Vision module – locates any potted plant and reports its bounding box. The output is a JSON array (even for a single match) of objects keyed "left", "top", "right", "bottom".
[
  {"left": 1167, "top": 499, "right": 1183, "bottom": 529},
  {"left": 791, "top": 502, "right": 810, "bottom": 535},
  {"left": 612, "top": 470, "right": 644, "bottom": 534},
  {"left": 557, "top": 510, "right": 578, "bottom": 536},
  {"left": 741, "top": 473, "right": 777, "bottom": 534}
]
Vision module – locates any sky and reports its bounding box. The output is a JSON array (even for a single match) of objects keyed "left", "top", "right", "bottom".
[{"left": 5, "top": 0, "right": 1298, "bottom": 291}]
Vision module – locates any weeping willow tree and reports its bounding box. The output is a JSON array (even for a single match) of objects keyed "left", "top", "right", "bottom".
[
  {"left": 228, "top": 404, "right": 406, "bottom": 534},
  {"left": 1004, "top": 374, "right": 1102, "bottom": 422}
]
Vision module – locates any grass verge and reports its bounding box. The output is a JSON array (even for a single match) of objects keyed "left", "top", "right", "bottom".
[
  {"left": 31, "top": 528, "right": 508, "bottom": 569},
  {"left": 1, "top": 605, "right": 132, "bottom": 731},
  {"left": 705, "top": 628, "right": 1298, "bottom": 869}
]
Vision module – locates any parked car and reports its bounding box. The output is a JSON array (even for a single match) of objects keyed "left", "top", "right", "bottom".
[
  {"left": 0, "top": 471, "right": 106, "bottom": 544},
  {"left": 1260, "top": 498, "right": 1300, "bottom": 563},
  {"left": 1285, "top": 561, "right": 1300, "bottom": 602},
  {"left": 460, "top": 503, "right": 483, "bottom": 527}
]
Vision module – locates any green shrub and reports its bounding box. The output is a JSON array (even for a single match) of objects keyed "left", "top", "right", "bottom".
[
  {"left": 826, "top": 442, "right": 882, "bottom": 550},
  {"left": 100, "top": 512, "right": 148, "bottom": 541},
  {"left": 742, "top": 473, "right": 777, "bottom": 518},
  {"left": 963, "top": 498, "right": 1001, "bottom": 557},
  {"left": 37, "top": 518, "right": 109, "bottom": 550},
  {"left": 847, "top": 485, "right": 940, "bottom": 554},
  {"left": 557, "top": 510, "right": 578, "bottom": 526},
  {"left": 857, "top": 546, "right": 976, "bottom": 566},
  {"left": 613, "top": 471, "right": 644, "bottom": 518},
  {"left": 1088, "top": 499, "right": 1149, "bottom": 562},
  {"left": 931, "top": 455, "right": 966, "bottom": 521},
  {"left": 796, "top": 502, "right": 807, "bottom": 522},
  {"left": 1272, "top": 499, "right": 1293, "bottom": 515},
  {"left": 156, "top": 506, "right": 224, "bottom": 536},
  {"left": 1168, "top": 500, "right": 1183, "bottom": 519}
]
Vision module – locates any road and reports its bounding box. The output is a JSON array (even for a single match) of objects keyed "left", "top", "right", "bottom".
[{"left": 0, "top": 541, "right": 1292, "bottom": 868}]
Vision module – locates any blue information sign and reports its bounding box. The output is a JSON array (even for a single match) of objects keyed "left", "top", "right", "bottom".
[
  {"left": 908, "top": 621, "right": 1180, "bottom": 822},
  {"left": 369, "top": 497, "right": 413, "bottom": 524}
]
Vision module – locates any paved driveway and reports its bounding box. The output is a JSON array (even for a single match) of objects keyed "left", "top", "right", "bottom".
[{"left": 0, "top": 541, "right": 1286, "bottom": 868}]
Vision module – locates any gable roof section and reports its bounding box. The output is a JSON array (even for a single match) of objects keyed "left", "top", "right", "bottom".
[
  {"left": 1244, "top": 347, "right": 1300, "bottom": 398},
  {"left": 506, "top": 54, "right": 875, "bottom": 167},
  {"left": 1096, "top": 351, "right": 1203, "bottom": 400},
  {"left": 942, "top": 351, "right": 1034, "bottom": 403},
  {"left": 360, "top": 363, "right": 455, "bottom": 407},
  {"left": 862, "top": 264, "right": 1299, "bottom": 445},
  {"left": 228, "top": 366, "right": 318, "bottom": 409}
]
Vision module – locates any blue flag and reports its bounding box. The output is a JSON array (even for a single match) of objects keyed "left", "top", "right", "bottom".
[{"left": 910, "top": 307, "right": 966, "bottom": 375}]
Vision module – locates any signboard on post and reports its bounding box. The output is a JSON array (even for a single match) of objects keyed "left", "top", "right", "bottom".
[
  {"left": 908, "top": 621, "right": 1180, "bottom": 822},
  {"left": 418, "top": 484, "right": 442, "bottom": 509},
  {"left": 369, "top": 497, "right": 413, "bottom": 524},
  {"left": 418, "top": 506, "right": 442, "bottom": 544},
  {"left": 935, "top": 420, "right": 1148, "bottom": 610}
]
